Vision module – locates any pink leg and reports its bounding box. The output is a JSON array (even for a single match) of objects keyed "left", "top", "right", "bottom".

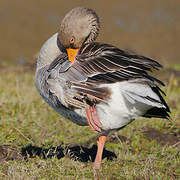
[
  {"left": 85, "top": 106, "right": 106, "bottom": 169},
  {"left": 93, "top": 135, "right": 107, "bottom": 169},
  {"left": 90, "top": 105, "right": 102, "bottom": 129},
  {"left": 85, "top": 106, "right": 102, "bottom": 132}
]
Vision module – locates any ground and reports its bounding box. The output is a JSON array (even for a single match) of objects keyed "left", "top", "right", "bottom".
[{"left": 0, "top": 64, "right": 179, "bottom": 179}]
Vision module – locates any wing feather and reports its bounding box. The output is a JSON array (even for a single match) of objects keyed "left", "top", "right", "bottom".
[
  {"left": 46, "top": 42, "right": 165, "bottom": 109},
  {"left": 66, "top": 42, "right": 163, "bottom": 85}
]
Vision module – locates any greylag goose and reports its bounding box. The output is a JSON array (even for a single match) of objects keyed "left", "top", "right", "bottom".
[{"left": 35, "top": 7, "right": 170, "bottom": 169}]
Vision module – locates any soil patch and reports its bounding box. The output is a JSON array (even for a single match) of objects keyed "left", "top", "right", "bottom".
[
  {"left": 143, "top": 128, "right": 180, "bottom": 146},
  {"left": 0, "top": 145, "right": 23, "bottom": 162}
]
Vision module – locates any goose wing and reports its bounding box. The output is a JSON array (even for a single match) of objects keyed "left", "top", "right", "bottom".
[{"left": 46, "top": 42, "right": 165, "bottom": 109}]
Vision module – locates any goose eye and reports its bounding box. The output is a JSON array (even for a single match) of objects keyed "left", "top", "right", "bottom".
[{"left": 70, "top": 37, "right": 74, "bottom": 44}]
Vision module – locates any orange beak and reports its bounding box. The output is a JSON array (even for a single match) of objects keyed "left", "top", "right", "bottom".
[{"left": 66, "top": 48, "right": 79, "bottom": 63}]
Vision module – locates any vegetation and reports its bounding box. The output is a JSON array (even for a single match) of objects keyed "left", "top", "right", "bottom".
[{"left": 0, "top": 65, "right": 179, "bottom": 179}]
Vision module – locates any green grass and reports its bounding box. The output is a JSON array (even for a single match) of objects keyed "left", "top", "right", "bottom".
[{"left": 0, "top": 65, "right": 180, "bottom": 179}]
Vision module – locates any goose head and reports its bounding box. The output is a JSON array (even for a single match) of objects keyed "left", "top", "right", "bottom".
[{"left": 58, "top": 7, "right": 100, "bottom": 62}]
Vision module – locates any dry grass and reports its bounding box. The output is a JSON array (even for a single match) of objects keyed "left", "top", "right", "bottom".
[{"left": 0, "top": 65, "right": 179, "bottom": 179}]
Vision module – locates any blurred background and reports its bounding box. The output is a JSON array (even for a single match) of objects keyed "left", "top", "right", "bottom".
[{"left": 0, "top": 0, "right": 180, "bottom": 68}]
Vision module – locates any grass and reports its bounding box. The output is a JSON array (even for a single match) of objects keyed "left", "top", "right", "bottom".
[{"left": 0, "top": 65, "right": 180, "bottom": 179}]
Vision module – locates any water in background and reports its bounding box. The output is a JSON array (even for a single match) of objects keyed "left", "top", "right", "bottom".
[{"left": 0, "top": 0, "right": 180, "bottom": 67}]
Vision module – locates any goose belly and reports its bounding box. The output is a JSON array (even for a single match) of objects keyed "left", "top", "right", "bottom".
[{"left": 97, "top": 81, "right": 162, "bottom": 130}]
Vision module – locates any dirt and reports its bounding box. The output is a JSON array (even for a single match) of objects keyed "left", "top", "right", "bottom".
[
  {"left": 0, "top": 145, "right": 23, "bottom": 162},
  {"left": 143, "top": 128, "right": 180, "bottom": 146}
]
